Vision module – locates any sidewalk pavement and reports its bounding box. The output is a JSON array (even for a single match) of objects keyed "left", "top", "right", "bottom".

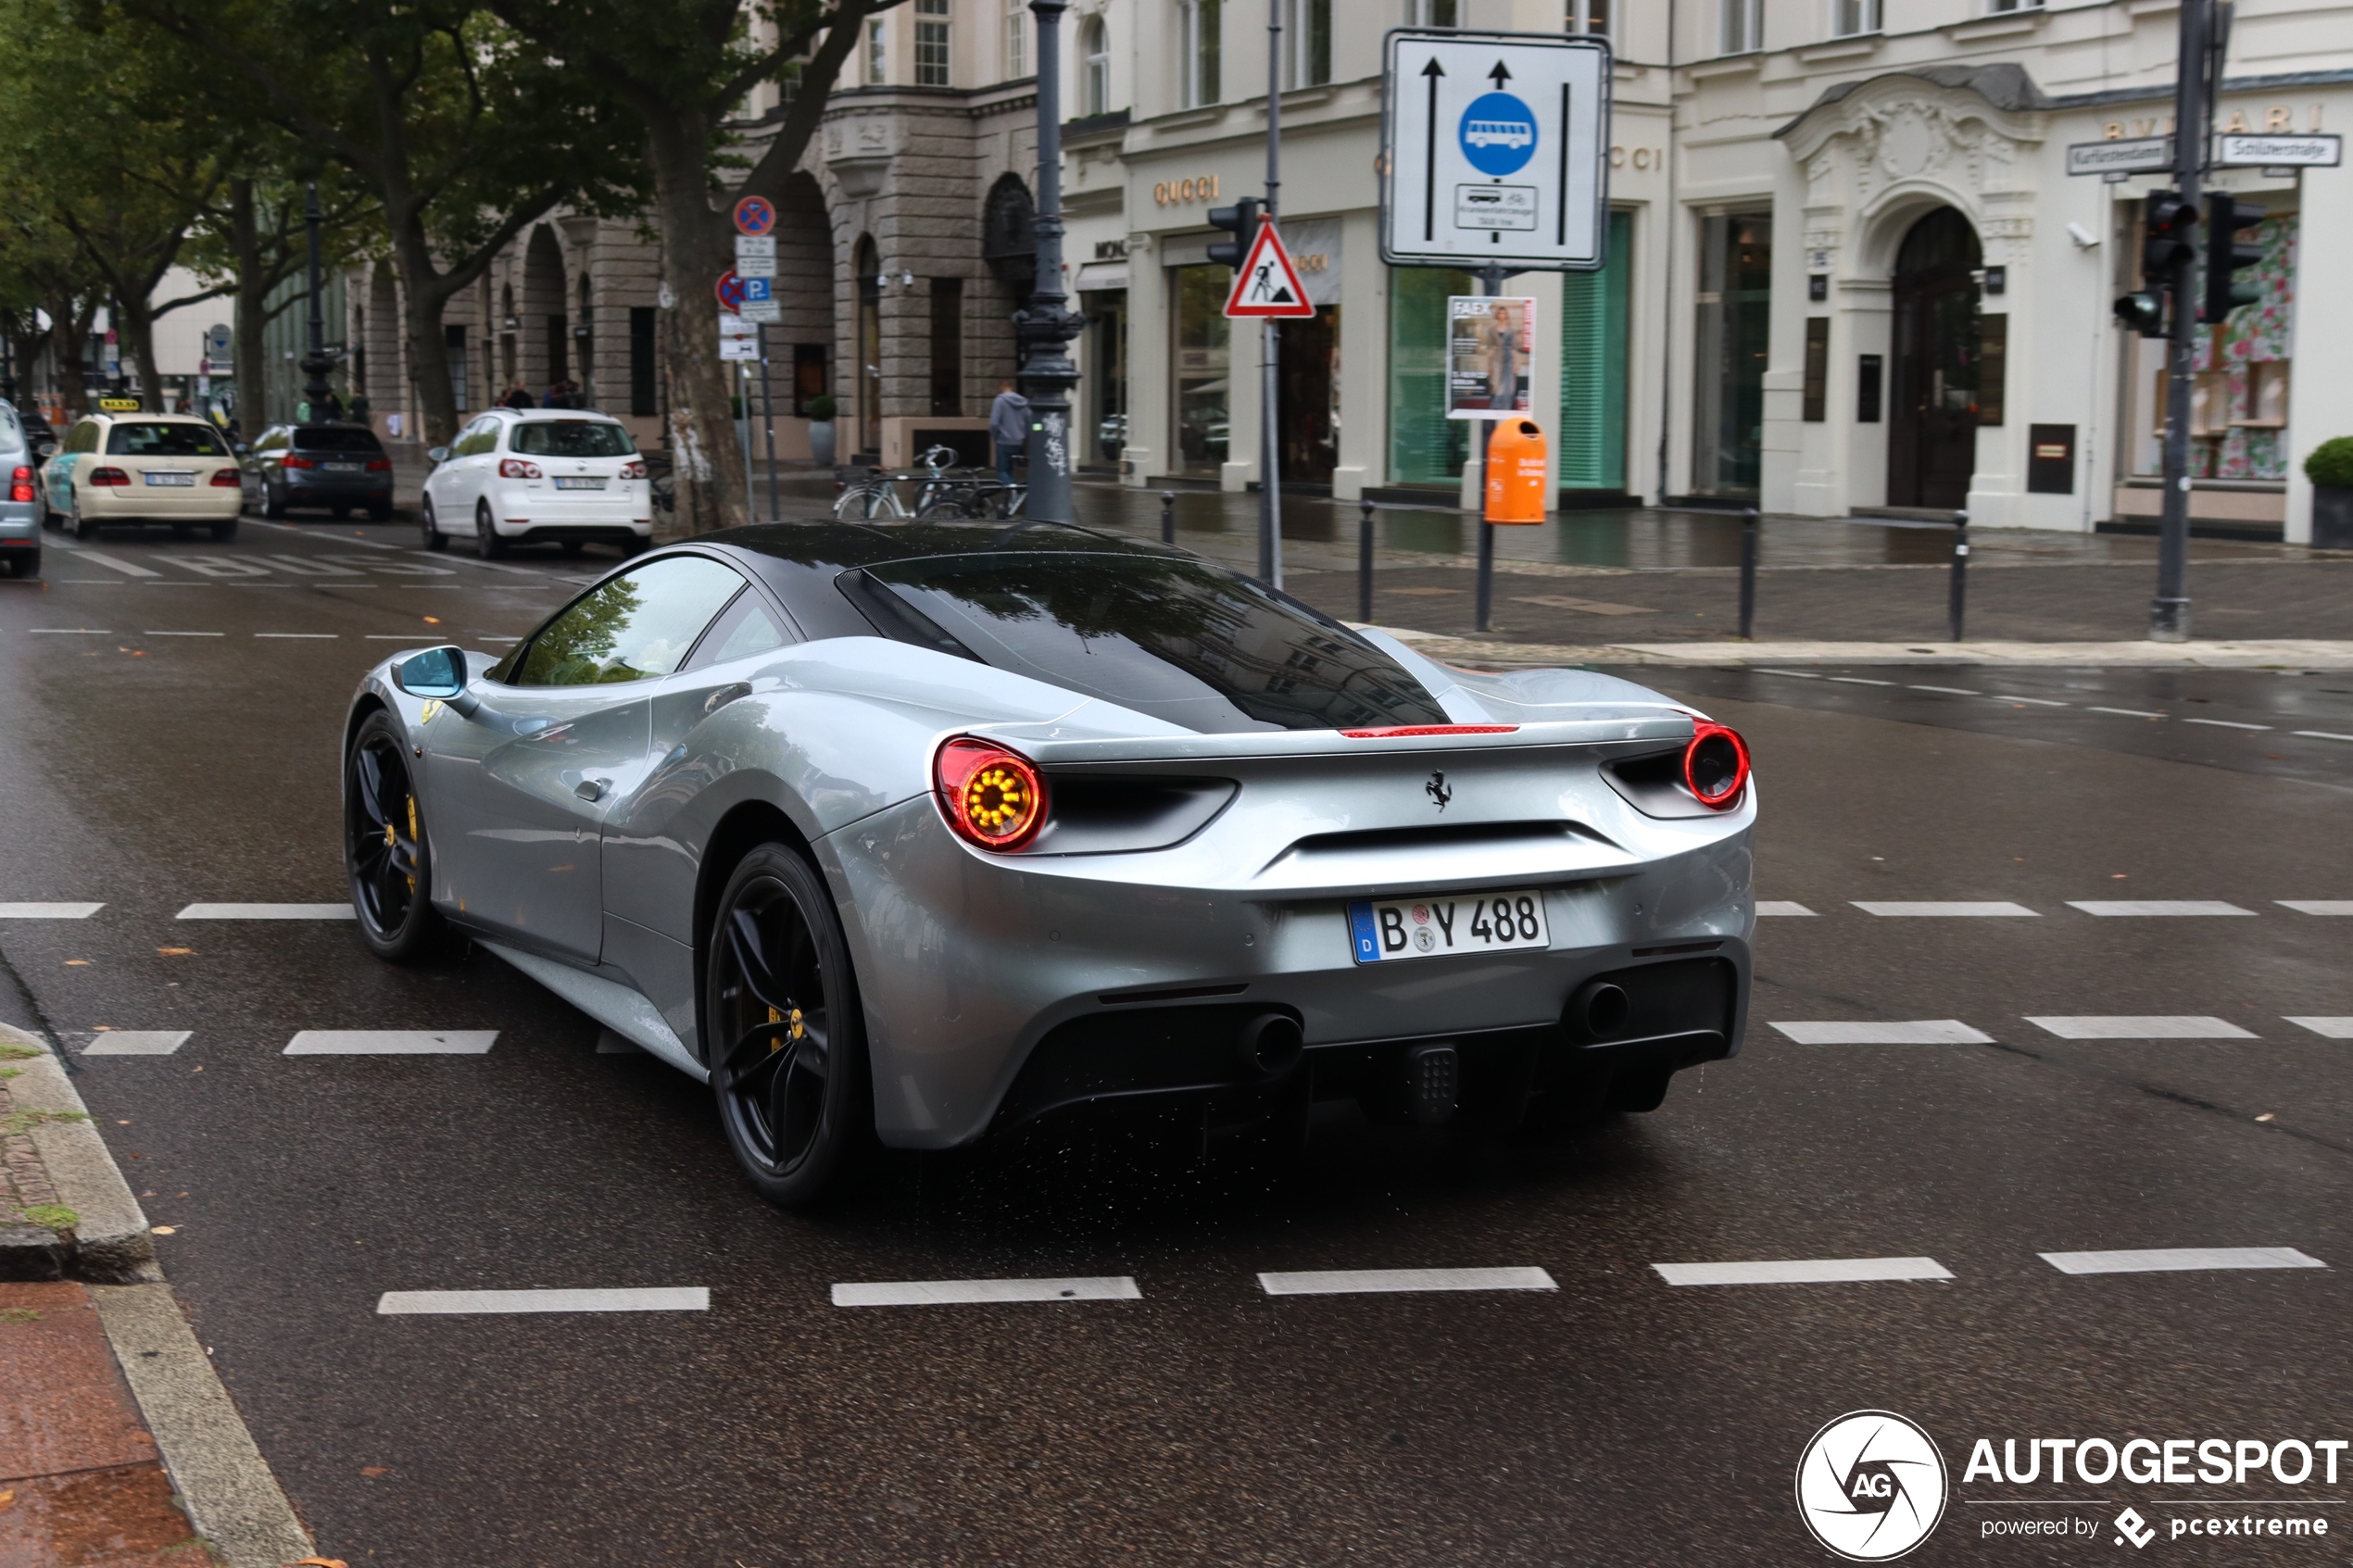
[{"left": 1, "top": 1026, "right": 316, "bottom": 1568}]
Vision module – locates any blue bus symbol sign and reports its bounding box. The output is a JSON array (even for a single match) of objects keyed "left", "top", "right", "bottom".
[{"left": 1459, "top": 93, "right": 1538, "bottom": 177}]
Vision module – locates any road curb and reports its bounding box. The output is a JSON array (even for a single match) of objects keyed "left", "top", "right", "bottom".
[
  {"left": 1365, "top": 630, "right": 2353, "bottom": 671},
  {"left": 0, "top": 1021, "right": 158, "bottom": 1284},
  {"left": 92, "top": 1284, "right": 319, "bottom": 1568}
]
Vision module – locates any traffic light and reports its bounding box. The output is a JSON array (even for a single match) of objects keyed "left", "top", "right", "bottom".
[
  {"left": 1206, "top": 196, "right": 1261, "bottom": 270},
  {"left": 2114, "top": 191, "right": 2199, "bottom": 339},
  {"left": 2202, "top": 193, "right": 2266, "bottom": 323}
]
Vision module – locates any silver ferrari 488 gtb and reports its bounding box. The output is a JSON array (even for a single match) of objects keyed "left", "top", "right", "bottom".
[{"left": 344, "top": 521, "right": 1755, "bottom": 1206}]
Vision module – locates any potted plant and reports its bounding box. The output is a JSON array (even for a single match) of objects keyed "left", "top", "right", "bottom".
[
  {"left": 806, "top": 395, "right": 838, "bottom": 467},
  {"left": 2309, "top": 437, "right": 2353, "bottom": 550}
]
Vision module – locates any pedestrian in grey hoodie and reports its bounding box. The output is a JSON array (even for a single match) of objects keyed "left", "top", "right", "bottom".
[{"left": 988, "top": 380, "right": 1030, "bottom": 485}]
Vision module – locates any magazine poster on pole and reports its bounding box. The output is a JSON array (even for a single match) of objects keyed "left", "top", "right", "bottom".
[{"left": 1445, "top": 295, "right": 1538, "bottom": 419}]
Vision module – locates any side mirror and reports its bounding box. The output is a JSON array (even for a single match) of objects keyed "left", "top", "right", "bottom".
[
  {"left": 425, "top": 445, "right": 449, "bottom": 465},
  {"left": 232, "top": 442, "right": 249, "bottom": 457},
  {"left": 391, "top": 646, "right": 478, "bottom": 715}
]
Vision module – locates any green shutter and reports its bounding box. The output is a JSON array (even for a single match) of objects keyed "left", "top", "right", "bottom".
[
  {"left": 1387, "top": 265, "right": 1473, "bottom": 483},
  {"left": 1557, "top": 210, "right": 1630, "bottom": 491}
]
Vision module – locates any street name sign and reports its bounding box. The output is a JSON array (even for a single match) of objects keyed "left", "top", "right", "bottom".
[
  {"left": 2216, "top": 132, "right": 2341, "bottom": 168},
  {"left": 2066, "top": 136, "right": 2172, "bottom": 177},
  {"left": 1380, "top": 29, "right": 1611, "bottom": 270},
  {"left": 1223, "top": 222, "right": 1316, "bottom": 319}
]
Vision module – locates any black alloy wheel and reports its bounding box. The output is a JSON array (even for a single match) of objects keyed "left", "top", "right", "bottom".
[
  {"left": 262, "top": 482, "right": 285, "bottom": 520},
  {"left": 421, "top": 499, "right": 447, "bottom": 551},
  {"left": 344, "top": 710, "right": 447, "bottom": 962},
  {"left": 706, "top": 845, "right": 871, "bottom": 1208},
  {"left": 474, "top": 501, "right": 509, "bottom": 558}
]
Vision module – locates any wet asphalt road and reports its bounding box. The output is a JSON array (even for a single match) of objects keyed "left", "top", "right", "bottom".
[{"left": 2, "top": 514, "right": 2350, "bottom": 1566}]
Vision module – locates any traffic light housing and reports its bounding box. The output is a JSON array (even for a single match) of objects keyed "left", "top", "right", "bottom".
[
  {"left": 1206, "top": 196, "right": 1261, "bottom": 270},
  {"left": 2202, "top": 193, "right": 2266, "bottom": 323},
  {"left": 2113, "top": 291, "right": 2167, "bottom": 337},
  {"left": 2139, "top": 189, "right": 2200, "bottom": 282}
]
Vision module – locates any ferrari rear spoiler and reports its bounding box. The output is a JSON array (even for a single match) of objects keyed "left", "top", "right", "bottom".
[{"left": 988, "top": 709, "right": 1698, "bottom": 767}]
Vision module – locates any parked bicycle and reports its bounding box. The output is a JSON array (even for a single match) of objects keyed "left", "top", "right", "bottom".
[{"left": 831, "top": 466, "right": 907, "bottom": 521}]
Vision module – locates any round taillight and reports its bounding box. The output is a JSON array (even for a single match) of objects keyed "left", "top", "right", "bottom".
[
  {"left": 934, "top": 736, "right": 1048, "bottom": 851},
  {"left": 1683, "top": 721, "right": 1750, "bottom": 809}
]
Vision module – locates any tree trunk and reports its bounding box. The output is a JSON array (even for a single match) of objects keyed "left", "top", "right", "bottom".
[
  {"left": 229, "top": 182, "right": 272, "bottom": 435},
  {"left": 645, "top": 115, "right": 748, "bottom": 537},
  {"left": 51, "top": 297, "right": 94, "bottom": 421},
  {"left": 119, "top": 301, "right": 163, "bottom": 414},
  {"left": 384, "top": 217, "right": 462, "bottom": 447}
]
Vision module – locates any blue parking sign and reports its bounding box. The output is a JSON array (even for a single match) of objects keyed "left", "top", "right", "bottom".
[{"left": 742, "top": 276, "right": 774, "bottom": 304}]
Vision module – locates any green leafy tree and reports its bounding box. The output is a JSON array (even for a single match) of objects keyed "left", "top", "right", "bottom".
[{"left": 487, "top": 0, "right": 902, "bottom": 533}]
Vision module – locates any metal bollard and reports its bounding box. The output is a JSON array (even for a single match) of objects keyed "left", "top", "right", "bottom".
[
  {"left": 1738, "top": 507, "right": 1759, "bottom": 641},
  {"left": 1160, "top": 490, "right": 1176, "bottom": 546},
  {"left": 1949, "top": 509, "right": 1969, "bottom": 643},
  {"left": 1358, "top": 498, "right": 1376, "bottom": 623}
]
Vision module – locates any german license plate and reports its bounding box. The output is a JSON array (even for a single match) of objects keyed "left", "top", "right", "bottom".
[
  {"left": 145, "top": 471, "right": 195, "bottom": 486},
  {"left": 324, "top": 461, "right": 362, "bottom": 472},
  {"left": 1347, "top": 889, "right": 1549, "bottom": 963},
  {"left": 555, "top": 476, "right": 605, "bottom": 490}
]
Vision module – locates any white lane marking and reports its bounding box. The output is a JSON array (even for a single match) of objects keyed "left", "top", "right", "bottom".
[
  {"left": 50, "top": 545, "right": 161, "bottom": 578},
  {"left": 144, "top": 631, "right": 224, "bottom": 637},
  {"left": 377, "top": 1287, "right": 708, "bottom": 1314},
  {"left": 261, "top": 555, "right": 364, "bottom": 576},
  {"left": 82, "top": 1032, "right": 193, "bottom": 1056},
  {"left": 1828, "top": 676, "right": 1895, "bottom": 686},
  {"left": 27, "top": 627, "right": 111, "bottom": 634},
  {"left": 1654, "top": 1257, "right": 1954, "bottom": 1286},
  {"left": 248, "top": 519, "right": 399, "bottom": 549},
  {"left": 1754, "top": 669, "right": 1824, "bottom": 679},
  {"left": 1909, "top": 684, "right": 1980, "bottom": 696},
  {"left": 2089, "top": 706, "right": 2166, "bottom": 718},
  {"left": 1992, "top": 695, "right": 2069, "bottom": 707},
  {"left": 2278, "top": 901, "right": 2353, "bottom": 915},
  {"left": 595, "top": 1029, "right": 643, "bottom": 1054},
  {"left": 1853, "top": 901, "right": 2039, "bottom": 917},
  {"left": 1256, "top": 1267, "right": 1556, "bottom": 1297},
  {"left": 2026, "top": 1015, "right": 2258, "bottom": 1040},
  {"left": 2038, "top": 1248, "right": 2323, "bottom": 1276},
  {"left": 1771, "top": 1020, "right": 1992, "bottom": 1045},
  {"left": 832, "top": 1277, "right": 1142, "bottom": 1307},
  {"left": 2183, "top": 718, "right": 2270, "bottom": 730},
  {"left": 2292, "top": 730, "right": 2353, "bottom": 743},
  {"left": 284, "top": 1031, "right": 497, "bottom": 1055},
  {"left": 2284, "top": 1017, "right": 2353, "bottom": 1039},
  {"left": 177, "top": 903, "right": 353, "bottom": 920},
  {"left": 365, "top": 634, "right": 433, "bottom": 640},
  {"left": 1755, "top": 901, "right": 1816, "bottom": 917},
  {"left": 2066, "top": 900, "right": 2255, "bottom": 917},
  {"left": 0, "top": 902, "right": 104, "bottom": 919},
  {"left": 253, "top": 633, "right": 337, "bottom": 639}
]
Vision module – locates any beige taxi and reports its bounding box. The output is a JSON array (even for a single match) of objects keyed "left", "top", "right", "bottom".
[{"left": 43, "top": 410, "right": 245, "bottom": 541}]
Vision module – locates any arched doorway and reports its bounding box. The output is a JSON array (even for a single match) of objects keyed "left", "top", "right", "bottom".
[
  {"left": 854, "top": 235, "right": 881, "bottom": 458},
  {"left": 1887, "top": 207, "right": 1982, "bottom": 509},
  {"left": 521, "top": 226, "right": 568, "bottom": 400}
]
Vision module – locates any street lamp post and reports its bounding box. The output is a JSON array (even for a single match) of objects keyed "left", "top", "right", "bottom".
[
  {"left": 1017, "top": 0, "right": 1084, "bottom": 524},
  {"left": 299, "top": 181, "right": 333, "bottom": 420}
]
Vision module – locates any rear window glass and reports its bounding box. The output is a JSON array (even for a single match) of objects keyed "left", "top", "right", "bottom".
[
  {"left": 293, "top": 426, "right": 384, "bottom": 453},
  {"left": 853, "top": 554, "right": 1446, "bottom": 734},
  {"left": 510, "top": 420, "right": 634, "bottom": 458},
  {"left": 107, "top": 422, "right": 227, "bottom": 458}
]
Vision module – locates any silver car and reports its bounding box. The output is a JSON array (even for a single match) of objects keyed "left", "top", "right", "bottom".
[{"left": 345, "top": 522, "right": 1755, "bottom": 1207}]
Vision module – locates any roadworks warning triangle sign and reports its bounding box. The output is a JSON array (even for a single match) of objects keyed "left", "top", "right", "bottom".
[{"left": 1224, "top": 221, "right": 1317, "bottom": 319}]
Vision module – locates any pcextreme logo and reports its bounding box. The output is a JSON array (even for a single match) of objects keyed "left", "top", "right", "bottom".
[{"left": 1796, "top": 1411, "right": 1950, "bottom": 1561}]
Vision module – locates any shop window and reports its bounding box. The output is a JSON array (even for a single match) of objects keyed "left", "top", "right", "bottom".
[
  {"left": 1559, "top": 210, "right": 1631, "bottom": 489},
  {"left": 1387, "top": 265, "right": 1474, "bottom": 484},
  {"left": 1692, "top": 209, "right": 1771, "bottom": 496},
  {"left": 792, "top": 344, "right": 828, "bottom": 416},
  {"left": 1170, "top": 264, "right": 1230, "bottom": 475},
  {"left": 2125, "top": 207, "right": 2296, "bottom": 481}
]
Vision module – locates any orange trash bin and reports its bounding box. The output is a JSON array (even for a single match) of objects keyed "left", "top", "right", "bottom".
[{"left": 1483, "top": 419, "right": 1548, "bottom": 524}]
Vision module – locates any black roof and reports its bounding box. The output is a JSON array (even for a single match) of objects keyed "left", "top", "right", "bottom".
[{"left": 714, "top": 519, "right": 1178, "bottom": 571}]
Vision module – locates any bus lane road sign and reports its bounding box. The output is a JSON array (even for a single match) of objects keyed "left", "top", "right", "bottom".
[{"left": 1381, "top": 29, "right": 1611, "bottom": 271}]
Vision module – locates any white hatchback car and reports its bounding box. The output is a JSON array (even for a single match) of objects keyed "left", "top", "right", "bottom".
[{"left": 420, "top": 408, "right": 652, "bottom": 558}]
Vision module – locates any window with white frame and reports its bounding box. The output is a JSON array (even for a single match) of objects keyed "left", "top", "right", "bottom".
[
  {"left": 1986, "top": 0, "right": 2045, "bottom": 11},
  {"left": 1566, "top": 0, "right": 1609, "bottom": 35},
  {"left": 1719, "top": 0, "right": 1761, "bottom": 53},
  {"left": 1082, "top": 17, "right": 1111, "bottom": 114},
  {"left": 914, "top": 0, "right": 950, "bottom": 86},
  {"left": 1288, "top": 0, "right": 1331, "bottom": 87},
  {"left": 1410, "top": 0, "right": 1458, "bottom": 28},
  {"left": 865, "top": 17, "right": 887, "bottom": 84},
  {"left": 1831, "top": 0, "right": 1879, "bottom": 35},
  {"left": 1005, "top": 0, "right": 1027, "bottom": 79},
  {"left": 1181, "top": 0, "right": 1221, "bottom": 106}
]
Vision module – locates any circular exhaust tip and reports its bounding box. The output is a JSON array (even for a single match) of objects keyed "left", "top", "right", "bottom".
[
  {"left": 1576, "top": 982, "right": 1631, "bottom": 1040},
  {"left": 1238, "top": 1012, "right": 1304, "bottom": 1077}
]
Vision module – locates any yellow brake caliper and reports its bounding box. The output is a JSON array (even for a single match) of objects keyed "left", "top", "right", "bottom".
[{"left": 766, "top": 1006, "right": 806, "bottom": 1053}]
